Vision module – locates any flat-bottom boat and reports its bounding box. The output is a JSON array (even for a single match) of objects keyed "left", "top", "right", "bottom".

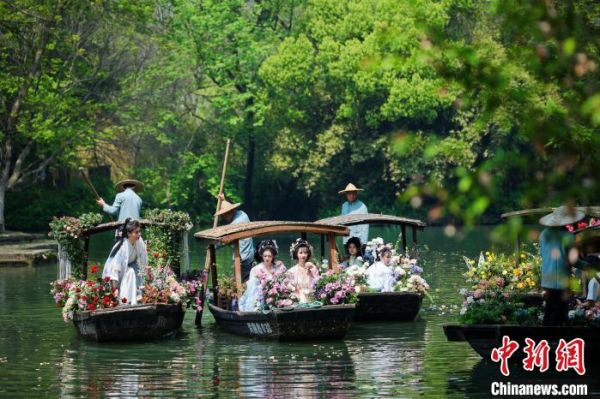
[
  {"left": 208, "top": 303, "right": 355, "bottom": 340},
  {"left": 354, "top": 292, "right": 422, "bottom": 321},
  {"left": 72, "top": 303, "right": 185, "bottom": 342},
  {"left": 444, "top": 324, "right": 600, "bottom": 366}
]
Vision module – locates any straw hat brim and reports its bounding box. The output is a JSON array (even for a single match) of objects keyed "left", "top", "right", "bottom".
[
  {"left": 214, "top": 202, "right": 241, "bottom": 216},
  {"left": 539, "top": 207, "right": 585, "bottom": 227},
  {"left": 338, "top": 188, "right": 364, "bottom": 194},
  {"left": 115, "top": 179, "right": 143, "bottom": 193}
]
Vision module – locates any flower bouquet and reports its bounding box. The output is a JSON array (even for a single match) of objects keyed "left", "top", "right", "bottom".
[
  {"left": 51, "top": 266, "right": 119, "bottom": 322},
  {"left": 140, "top": 265, "right": 189, "bottom": 306},
  {"left": 314, "top": 270, "right": 358, "bottom": 305},
  {"left": 568, "top": 300, "right": 600, "bottom": 327},
  {"left": 342, "top": 263, "right": 369, "bottom": 293},
  {"left": 259, "top": 269, "right": 298, "bottom": 309}
]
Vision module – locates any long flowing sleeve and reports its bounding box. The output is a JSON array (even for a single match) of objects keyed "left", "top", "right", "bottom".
[
  {"left": 102, "top": 241, "right": 128, "bottom": 282},
  {"left": 137, "top": 238, "right": 148, "bottom": 268}
]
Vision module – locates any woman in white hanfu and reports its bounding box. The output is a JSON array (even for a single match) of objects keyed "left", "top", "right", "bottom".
[
  {"left": 366, "top": 247, "right": 395, "bottom": 292},
  {"left": 102, "top": 218, "right": 148, "bottom": 305}
]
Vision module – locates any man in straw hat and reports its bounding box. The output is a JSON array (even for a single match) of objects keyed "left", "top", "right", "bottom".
[
  {"left": 216, "top": 194, "right": 255, "bottom": 281},
  {"left": 538, "top": 205, "right": 588, "bottom": 326},
  {"left": 339, "top": 182, "right": 369, "bottom": 244},
  {"left": 97, "top": 179, "right": 143, "bottom": 221}
]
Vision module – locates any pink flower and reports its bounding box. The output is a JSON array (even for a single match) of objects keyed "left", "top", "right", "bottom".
[{"left": 473, "top": 289, "right": 483, "bottom": 299}]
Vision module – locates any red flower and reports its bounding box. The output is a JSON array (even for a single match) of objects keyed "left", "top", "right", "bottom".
[
  {"left": 121, "top": 297, "right": 127, "bottom": 304},
  {"left": 104, "top": 276, "right": 111, "bottom": 283},
  {"left": 90, "top": 265, "right": 99, "bottom": 274},
  {"left": 87, "top": 280, "right": 94, "bottom": 287},
  {"left": 87, "top": 303, "right": 96, "bottom": 311},
  {"left": 153, "top": 252, "right": 159, "bottom": 258}
]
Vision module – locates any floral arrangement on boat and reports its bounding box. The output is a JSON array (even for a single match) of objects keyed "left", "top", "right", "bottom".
[
  {"left": 569, "top": 300, "right": 600, "bottom": 327},
  {"left": 458, "top": 249, "right": 544, "bottom": 325},
  {"left": 344, "top": 237, "right": 431, "bottom": 297},
  {"left": 259, "top": 269, "right": 298, "bottom": 308},
  {"left": 314, "top": 270, "right": 358, "bottom": 305},
  {"left": 463, "top": 250, "right": 541, "bottom": 292},
  {"left": 51, "top": 264, "right": 203, "bottom": 322},
  {"left": 51, "top": 265, "right": 120, "bottom": 322},
  {"left": 215, "top": 276, "right": 239, "bottom": 310}
]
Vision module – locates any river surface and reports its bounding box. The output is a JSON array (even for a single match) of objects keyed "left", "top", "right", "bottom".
[{"left": 0, "top": 226, "right": 597, "bottom": 398}]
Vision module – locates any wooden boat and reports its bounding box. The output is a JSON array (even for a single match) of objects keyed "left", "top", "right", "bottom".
[
  {"left": 317, "top": 213, "right": 427, "bottom": 321},
  {"left": 194, "top": 221, "right": 356, "bottom": 339},
  {"left": 443, "top": 207, "right": 600, "bottom": 363},
  {"left": 65, "top": 220, "right": 185, "bottom": 341},
  {"left": 72, "top": 303, "right": 185, "bottom": 342},
  {"left": 443, "top": 324, "right": 600, "bottom": 366},
  {"left": 208, "top": 303, "right": 355, "bottom": 340}
]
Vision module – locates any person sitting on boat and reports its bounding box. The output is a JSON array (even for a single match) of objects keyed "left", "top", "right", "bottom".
[
  {"left": 587, "top": 272, "right": 600, "bottom": 303},
  {"left": 97, "top": 179, "right": 143, "bottom": 221},
  {"left": 340, "top": 237, "right": 363, "bottom": 268},
  {"left": 366, "top": 247, "right": 395, "bottom": 292},
  {"left": 216, "top": 194, "right": 255, "bottom": 282},
  {"left": 102, "top": 218, "right": 148, "bottom": 305},
  {"left": 339, "top": 183, "right": 369, "bottom": 245},
  {"left": 539, "top": 206, "right": 589, "bottom": 326},
  {"left": 239, "top": 240, "right": 286, "bottom": 312},
  {"left": 286, "top": 238, "right": 319, "bottom": 303}
]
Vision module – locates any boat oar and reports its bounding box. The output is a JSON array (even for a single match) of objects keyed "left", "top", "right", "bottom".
[
  {"left": 78, "top": 167, "right": 113, "bottom": 221},
  {"left": 197, "top": 139, "right": 231, "bottom": 326}
]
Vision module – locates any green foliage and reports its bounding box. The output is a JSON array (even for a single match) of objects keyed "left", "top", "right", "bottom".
[
  {"left": 49, "top": 212, "right": 103, "bottom": 278},
  {"left": 143, "top": 208, "right": 192, "bottom": 276}
]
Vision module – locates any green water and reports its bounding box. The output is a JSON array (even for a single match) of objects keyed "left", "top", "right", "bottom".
[{"left": 0, "top": 227, "right": 596, "bottom": 397}]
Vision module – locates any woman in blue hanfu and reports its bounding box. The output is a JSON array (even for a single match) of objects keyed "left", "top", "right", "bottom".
[
  {"left": 239, "top": 240, "right": 286, "bottom": 312},
  {"left": 366, "top": 246, "right": 396, "bottom": 292},
  {"left": 102, "top": 218, "right": 148, "bottom": 305}
]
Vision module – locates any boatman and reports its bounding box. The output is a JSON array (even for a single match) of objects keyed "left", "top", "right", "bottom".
[
  {"left": 339, "top": 182, "right": 369, "bottom": 244},
  {"left": 216, "top": 194, "right": 255, "bottom": 281},
  {"left": 538, "top": 206, "right": 588, "bottom": 326},
  {"left": 96, "top": 179, "right": 143, "bottom": 221}
]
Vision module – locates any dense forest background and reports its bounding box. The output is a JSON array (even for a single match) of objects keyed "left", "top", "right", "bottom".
[{"left": 2, "top": 0, "right": 600, "bottom": 232}]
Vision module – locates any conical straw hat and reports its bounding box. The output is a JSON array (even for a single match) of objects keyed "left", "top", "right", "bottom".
[
  {"left": 214, "top": 199, "right": 242, "bottom": 216},
  {"left": 539, "top": 206, "right": 585, "bottom": 227},
  {"left": 338, "top": 182, "right": 364, "bottom": 194},
  {"left": 115, "top": 179, "right": 143, "bottom": 193}
]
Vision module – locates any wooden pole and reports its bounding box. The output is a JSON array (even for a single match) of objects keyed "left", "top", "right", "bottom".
[
  {"left": 320, "top": 235, "right": 325, "bottom": 259},
  {"left": 202, "top": 140, "right": 231, "bottom": 286},
  {"left": 233, "top": 240, "right": 242, "bottom": 299},
  {"left": 78, "top": 167, "right": 113, "bottom": 221},
  {"left": 328, "top": 233, "right": 338, "bottom": 270}
]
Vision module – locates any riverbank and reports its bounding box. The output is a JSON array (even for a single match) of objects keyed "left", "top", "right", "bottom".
[{"left": 0, "top": 231, "right": 56, "bottom": 267}]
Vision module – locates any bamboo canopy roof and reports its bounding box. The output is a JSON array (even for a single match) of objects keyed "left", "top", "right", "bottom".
[
  {"left": 194, "top": 221, "right": 350, "bottom": 245},
  {"left": 316, "top": 213, "right": 426, "bottom": 228},
  {"left": 81, "top": 219, "right": 156, "bottom": 236},
  {"left": 501, "top": 206, "right": 600, "bottom": 219}
]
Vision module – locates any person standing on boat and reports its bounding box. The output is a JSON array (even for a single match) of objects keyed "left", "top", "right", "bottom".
[
  {"left": 239, "top": 240, "right": 286, "bottom": 311},
  {"left": 287, "top": 238, "right": 319, "bottom": 303},
  {"left": 96, "top": 179, "right": 143, "bottom": 221},
  {"left": 539, "top": 206, "right": 588, "bottom": 326},
  {"left": 339, "top": 183, "right": 369, "bottom": 244},
  {"left": 102, "top": 218, "right": 148, "bottom": 305},
  {"left": 340, "top": 237, "right": 364, "bottom": 268},
  {"left": 215, "top": 194, "right": 255, "bottom": 281}
]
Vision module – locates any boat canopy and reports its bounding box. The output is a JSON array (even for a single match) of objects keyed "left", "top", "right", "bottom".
[
  {"left": 501, "top": 206, "right": 600, "bottom": 219},
  {"left": 81, "top": 219, "right": 157, "bottom": 236},
  {"left": 194, "top": 221, "right": 349, "bottom": 245},
  {"left": 316, "top": 213, "right": 426, "bottom": 228}
]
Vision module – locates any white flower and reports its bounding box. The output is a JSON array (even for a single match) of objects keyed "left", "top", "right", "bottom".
[{"left": 459, "top": 288, "right": 468, "bottom": 296}]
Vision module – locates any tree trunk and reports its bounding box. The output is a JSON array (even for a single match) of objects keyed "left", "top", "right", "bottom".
[{"left": 0, "top": 183, "right": 6, "bottom": 233}]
